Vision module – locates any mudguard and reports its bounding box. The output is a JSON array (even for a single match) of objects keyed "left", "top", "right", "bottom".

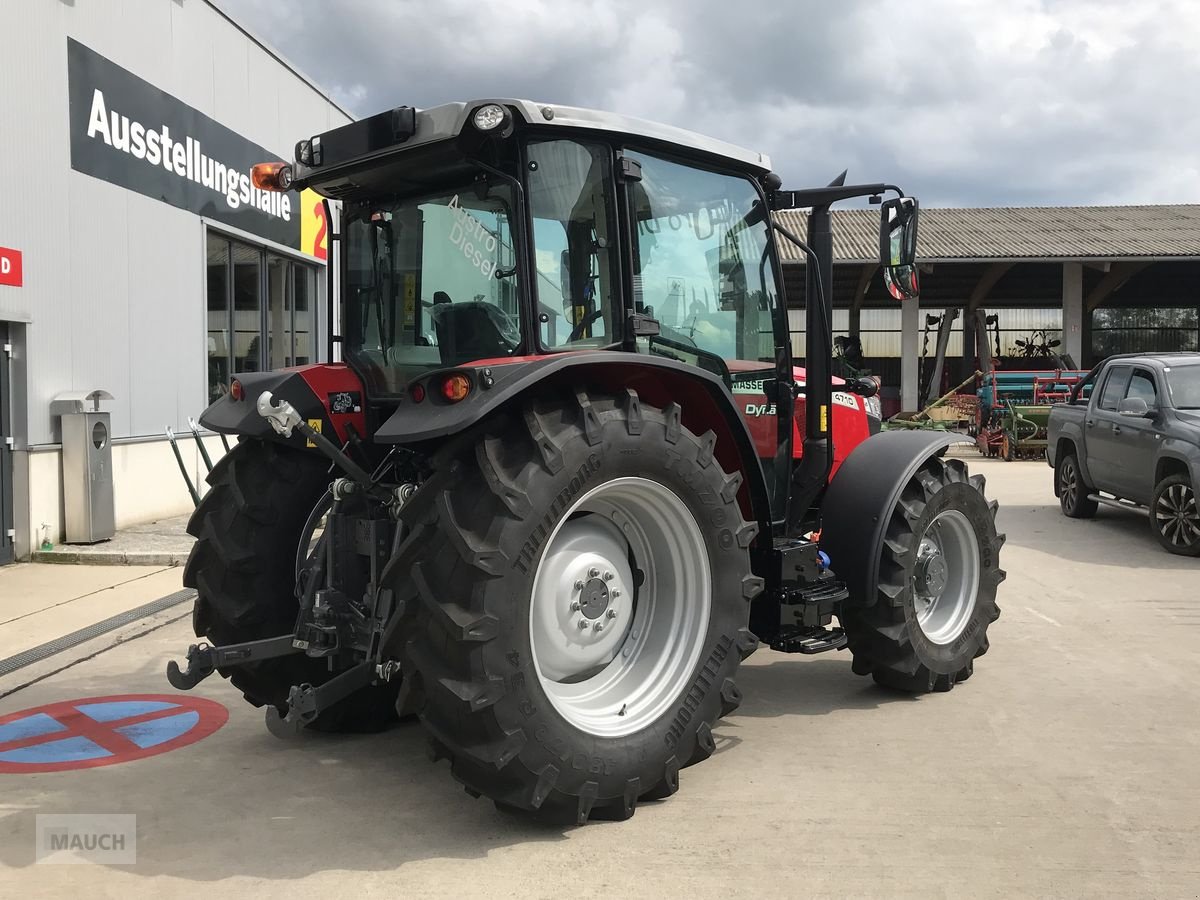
[
  {"left": 378, "top": 351, "right": 774, "bottom": 533},
  {"left": 819, "top": 430, "right": 961, "bottom": 609},
  {"left": 198, "top": 365, "right": 367, "bottom": 447}
]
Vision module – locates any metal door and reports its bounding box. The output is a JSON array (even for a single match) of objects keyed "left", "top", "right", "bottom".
[{"left": 0, "top": 323, "right": 13, "bottom": 565}]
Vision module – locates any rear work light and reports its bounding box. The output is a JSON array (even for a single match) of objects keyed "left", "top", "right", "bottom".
[
  {"left": 440, "top": 373, "right": 471, "bottom": 403},
  {"left": 251, "top": 162, "right": 294, "bottom": 191}
]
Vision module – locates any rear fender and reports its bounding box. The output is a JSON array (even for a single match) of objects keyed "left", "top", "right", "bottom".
[
  {"left": 819, "top": 430, "right": 959, "bottom": 609},
  {"left": 377, "top": 352, "right": 772, "bottom": 535},
  {"left": 198, "top": 364, "right": 367, "bottom": 449}
]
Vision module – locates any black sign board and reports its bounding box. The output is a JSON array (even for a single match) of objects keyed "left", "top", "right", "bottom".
[{"left": 67, "top": 38, "right": 300, "bottom": 248}]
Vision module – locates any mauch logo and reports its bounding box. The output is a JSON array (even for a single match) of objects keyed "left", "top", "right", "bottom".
[{"left": 35, "top": 814, "right": 136, "bottom": 865}]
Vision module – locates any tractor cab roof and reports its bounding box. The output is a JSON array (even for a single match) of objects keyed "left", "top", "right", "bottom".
[{"left": 292, "top": 99, "right": 773, "bottom": 201}]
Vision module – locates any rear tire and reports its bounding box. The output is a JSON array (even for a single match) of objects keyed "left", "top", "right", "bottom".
[
  {"left": 390, "top": 389, "right": 761, "bottom": 824},
  {"left": 183, "top": 440, "right": 398, "bottom": 732},
  {"left": 840, "top": 456, "right": 1004, "bottom": 693},
  {"left": 1150, "top": 474, "right": 1200, "bottom": 556},
  {"left": 1057, "top": 452, "right": 1098, "bottom": 519}
]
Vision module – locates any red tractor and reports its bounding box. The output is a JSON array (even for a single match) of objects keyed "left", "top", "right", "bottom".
[{"left": 168, "top": 101, "right": 1004, "bottom": 823}]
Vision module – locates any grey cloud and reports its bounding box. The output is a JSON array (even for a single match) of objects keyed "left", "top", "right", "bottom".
[{"left": 220, "top": 0, "right": 1200, "bottom": 206}]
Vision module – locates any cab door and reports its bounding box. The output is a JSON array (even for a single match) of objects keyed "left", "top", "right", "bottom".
[{"left": 621, "top": 149, "right": 792, "bottom": 518}]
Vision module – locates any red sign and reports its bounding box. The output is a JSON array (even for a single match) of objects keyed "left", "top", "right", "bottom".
[
  {"left": 0, "top": 693, "right": 228, "bottom": 773},
  {"left": 0, "top": 247, "right": 21, "bottom": 287}
]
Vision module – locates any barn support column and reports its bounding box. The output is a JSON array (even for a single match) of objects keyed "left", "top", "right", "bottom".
[{"left": 1062, "top": 262, "right": 1084, "bottom": 367}]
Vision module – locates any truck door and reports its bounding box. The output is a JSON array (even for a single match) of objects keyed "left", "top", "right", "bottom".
[
  {"left": 1108, "top": 367, "right": 1162, "bottom": 504},
  {"left": 1086, "top": 364, "right": 1132, "bottom": 495},
  {"left": 1089, "top": 362, "right": 1132, "bottom": 496}
]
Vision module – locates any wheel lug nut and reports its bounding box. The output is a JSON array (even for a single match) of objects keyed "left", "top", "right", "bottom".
[
  {"left": 570, "top": 601, "right": 581, "bottom": 611},
  {"left": 593, "top": 622, "right": 604, "bottom": 632},
  {"left": 588, "top": 567, "right": 600, "bottom": 578},
  {"left": 579, "top": 620, "right": 590, "bottom": 630},
  {"left": 606, "top": 609, "right": 617, "bottom": 619},
  {"left": 574, "top": 580, "right": 585, "bottom": 591},
  {"left": 603, "top": 571, "right": 614, "bottom": 581},
  {"left": 611, "top": 589, "right": 621, "bottom": 599}
]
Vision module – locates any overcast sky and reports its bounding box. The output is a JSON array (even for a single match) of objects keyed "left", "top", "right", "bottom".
[{"left": 222, "top": 0, "right": 1200, "bottom": 207}]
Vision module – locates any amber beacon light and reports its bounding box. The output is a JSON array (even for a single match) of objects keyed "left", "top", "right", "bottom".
[{"left": 251, "top": 161, "right": 294, "bottom": 191}]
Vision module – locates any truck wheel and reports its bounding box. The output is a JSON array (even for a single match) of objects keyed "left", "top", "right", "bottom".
[
  {"left": 1151, "top": 474, "right": 1200, "bottom": 556},
  {"left": 391, "top": 390, "right": 760, "bottom": 824},
  {"left": 1057, "top": 452, "right": 1098, "bottom": 519},
  {"left": 183, "top": 440, "right": 398, "bottom": 732},
  {"left": 840, "top": 456, "right": 1004, "bottom": 693}
]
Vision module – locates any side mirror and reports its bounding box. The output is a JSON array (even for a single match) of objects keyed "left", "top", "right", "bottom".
[
  {"left": 879, "top": 197, "right": 920, "bottom": 301},
  {"left": 1117, "top": 397, "right": 1152, "bottom": 417}
]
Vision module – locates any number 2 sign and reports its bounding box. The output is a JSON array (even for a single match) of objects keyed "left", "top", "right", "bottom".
[{"left": 300, "top": 189, "right": 328, "bottom": 261}]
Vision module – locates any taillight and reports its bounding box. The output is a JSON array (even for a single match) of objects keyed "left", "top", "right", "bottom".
[
  {"left": 440, "top": 373, "right": 471, "bottom": 403},
  {"left": 230, "top": 380, "right": 244, "bottom": 401},
  {"left": 410, "top": 383, "right": 426, "bottom": 403}
]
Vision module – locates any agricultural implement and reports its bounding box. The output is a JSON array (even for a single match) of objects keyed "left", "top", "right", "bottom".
[
  {"left": 976, "top": 369, "right": 1085, "bottom": 459},
  {"left": 164, "top": 100, "right": 1005, "bottom": 824}
]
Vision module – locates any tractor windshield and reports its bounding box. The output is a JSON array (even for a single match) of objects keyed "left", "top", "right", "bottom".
[{"left": 343, "top": 181, "right": 521, "bottom": 395}]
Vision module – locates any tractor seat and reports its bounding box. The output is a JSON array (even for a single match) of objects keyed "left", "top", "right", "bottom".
[{"left": 429, "top": 300, "right": 516, "bottom": 365}]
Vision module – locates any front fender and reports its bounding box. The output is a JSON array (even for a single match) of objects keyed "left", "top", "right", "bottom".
[
  {"left": 819, "top": 430, "right": 961, "bottom": 608},
  {"left": 377, "top": 352, "right": 774, "bottom": 535}
]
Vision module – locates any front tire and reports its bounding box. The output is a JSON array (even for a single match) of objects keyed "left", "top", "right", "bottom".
[
  {"left": 840, "top": 456, "right": 1004, "bottom": 693},
  {"left": 1151, "top": 474, "right": 1200, "bottom": 556},
  {"left": 390, "top": 390, "right": 761, "bottom": 824}
]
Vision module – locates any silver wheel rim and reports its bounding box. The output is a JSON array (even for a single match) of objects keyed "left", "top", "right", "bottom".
[
  {"left": 1061, "top": 459, "right": 1078, "bottom": 510},
  {"left": 1155, "top": 482, "right": 1200, "bottom": 548},
  {"left": 529, "top": 476, "right": 711, "bottom": 738},
  {"left": 912, "top": 509, "right": 980, "bottom": 645}
]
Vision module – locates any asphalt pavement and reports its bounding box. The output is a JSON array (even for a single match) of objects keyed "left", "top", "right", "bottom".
[{"left": 0, "top": 456, "right": 1197, "bottom": 899}]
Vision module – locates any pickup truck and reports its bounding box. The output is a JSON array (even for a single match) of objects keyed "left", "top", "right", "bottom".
[{"left": 1046, "top": 352, "right": 1200, "bottom": 555}]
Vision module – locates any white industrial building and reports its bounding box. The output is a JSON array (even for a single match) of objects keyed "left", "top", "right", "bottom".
[{"left": 0, "top": 0, "right": 350, "bottom": 563}]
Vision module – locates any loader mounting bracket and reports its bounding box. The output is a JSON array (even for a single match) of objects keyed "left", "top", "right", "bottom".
[{"left": 166, "top": 634, "right": 300, "bottom": 690}]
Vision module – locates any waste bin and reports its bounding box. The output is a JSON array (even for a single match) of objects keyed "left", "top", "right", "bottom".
[{"left": 51, "top": 390, "right": 115, "bottom": 544}]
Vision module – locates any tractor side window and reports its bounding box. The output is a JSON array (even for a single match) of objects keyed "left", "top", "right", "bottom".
[
  {"left": 527, "top": 140, "right": 619, "bottom": 349},
  {"left": 628, "top": 154, "right": 778, "bottom": 367}
]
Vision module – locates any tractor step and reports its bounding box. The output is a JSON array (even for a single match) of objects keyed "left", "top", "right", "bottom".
[{"left": 770, "top": 625, "right": 848, "bottom": 654}]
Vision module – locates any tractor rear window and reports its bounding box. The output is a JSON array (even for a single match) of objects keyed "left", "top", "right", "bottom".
[{"left": 343, "top": 182, "right": 521, "bottom": 395}]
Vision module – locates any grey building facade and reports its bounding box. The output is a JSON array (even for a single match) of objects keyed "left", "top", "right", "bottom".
[{"left": 0, "top": 0, "right": 351, "bottom": 563}]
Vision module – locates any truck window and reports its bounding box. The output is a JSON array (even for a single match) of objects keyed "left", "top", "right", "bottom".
[
  {"left": 1126, "top": 369, "right": 1158, "bottom": 406},
  {"left": 1097, "top": 366, "right": 1131, "bottom": 411}
]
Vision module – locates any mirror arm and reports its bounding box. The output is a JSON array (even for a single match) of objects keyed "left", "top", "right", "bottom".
[{"left": 769, "top": 183, "right": 903, "bottom": 211}]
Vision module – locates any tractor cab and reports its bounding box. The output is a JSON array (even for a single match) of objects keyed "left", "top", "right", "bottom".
[{"left": 259, "top": 100, "right": 919, "bottom": 525}]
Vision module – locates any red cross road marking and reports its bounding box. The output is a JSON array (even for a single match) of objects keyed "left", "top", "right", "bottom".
[{"left": 0, "top": 694, "right": 228, "bottom": 773}]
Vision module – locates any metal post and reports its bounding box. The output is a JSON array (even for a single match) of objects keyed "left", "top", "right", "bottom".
[{"left": 901, "top": 295, "right": 920, "bottom": 410}]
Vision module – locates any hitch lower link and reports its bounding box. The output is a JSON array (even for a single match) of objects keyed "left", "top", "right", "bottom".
[{"left": 165, "top": 635, "right": 382, "bottom": 737}]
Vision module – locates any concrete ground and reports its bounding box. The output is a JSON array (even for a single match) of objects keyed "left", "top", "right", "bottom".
[
  {"left": 31, "top": 515, "right": 194, "bottom": 566},
  {"left": 0, "top": 456, "right": 1197, "bottom": 898}
]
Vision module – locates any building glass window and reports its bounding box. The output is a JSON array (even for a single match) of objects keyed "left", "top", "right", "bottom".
[{"left": 206, "top": 231, "right": 320, "bottom": 403}]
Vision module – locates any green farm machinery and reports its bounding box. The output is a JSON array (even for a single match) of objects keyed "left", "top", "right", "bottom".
[{"left": 975, "top": 369, "right": 1086, "bottom": 460}]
